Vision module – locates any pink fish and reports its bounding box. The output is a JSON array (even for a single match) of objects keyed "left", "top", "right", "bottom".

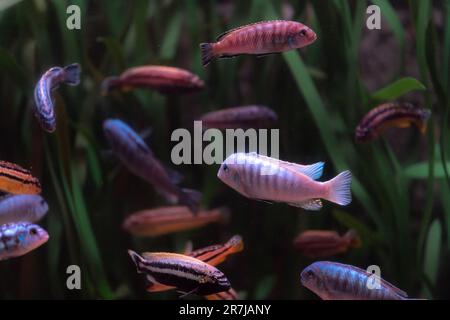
[{"left": 217, "top": 153, "right": 351, "bottom": 211}]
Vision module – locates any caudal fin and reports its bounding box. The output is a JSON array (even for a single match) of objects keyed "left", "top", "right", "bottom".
[
  {"left": 127, "top": 249, "right": 146, "bottom": 273},
  {"left": 101, "top": 76, "right": 120, "bottom": 95},
  {"left": 63, "top": 63, "right": 81, "bottom": 86},
  {"left": 200, "top": 43, "right": 215, "bottom": 67},
  {"left": 179, "top": 188, "right": 202, "bottom": 214},
  {"left": 325, "top": 170, "right": 352, "bottom": 206}
]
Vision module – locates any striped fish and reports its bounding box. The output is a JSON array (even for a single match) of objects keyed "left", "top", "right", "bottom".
[
  {"left": 293, "top": 230, "right": 361, "bottom": 258},
  {"left": 199, "top": 105, "right": 278, "bottom": 129},
  {"left": 0, "top": 161, "right": 41, "bottom": 195},
  {"left": 103, "top": 119, "right": 201, "bottom": 213},
  {"left": 0, "top": 195, "right": 48, "bottom": 225},
  {"left": 301, "top": 261, "right": 412, "bottom": 300},
  {"left": 123, "top": 206, "right": 229, "bottom": 237},
  {"left": 101, "top": 65, "right": 204, "bottom": 95},
  {"left": 128, "top": 250, "right": 231, "bottom": 296},
  {"left": 217, "top": 152, "right": 351, "bottom": 211},
  {"left": 34, "top": 63, "right": 81, "bottom": 133},
  {"left": 355, "top": 102, "right": 431, "bottom": 143},
  {"left": 206, "top": 288, "right": 239, "bottom": 300},
  {"left": 200, "top": 20, "right": 316, "bottom": 66},
  {"left": 0, "top": 222, "right": 49, "bottom": 261}
]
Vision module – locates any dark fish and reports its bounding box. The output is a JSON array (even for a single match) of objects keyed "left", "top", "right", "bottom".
[
  {"left": 0, "top": 161, "right": 41, "bottom": 195},
  {"left": 200, "top": 20, "right": 316, "bottom": 66},
  {"left": 33, "top": 63, "right": 81, "bottom": 132},
  {"left": 101, "top": 65, "right": 204, "bottom": 95},
  {"left": 0, "top": 222, "right": 49, "bottom": 261},
  {"left": 301, "top": 261, "right": 416, "bottom": 300},
  {"left": 103, "top": 119, "right": 201, "bottom": 213},
  {"left": 199, "top": 105, "right": 278, "bottom": 129},
  {"left": 355, "top": 102, "right": 431, "bottom": 143},
  {"left": 128, "top": 250, "right": 231, "bottom": 296}
]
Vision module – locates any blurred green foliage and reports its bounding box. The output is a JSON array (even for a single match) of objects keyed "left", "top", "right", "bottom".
[{"left": 0, "top": 0, "right": 449, "bottom": 300}]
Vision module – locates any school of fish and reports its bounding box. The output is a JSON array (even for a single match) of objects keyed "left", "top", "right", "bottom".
[{"left": 0, "top": 18, "right": 425, "bottom": 300}]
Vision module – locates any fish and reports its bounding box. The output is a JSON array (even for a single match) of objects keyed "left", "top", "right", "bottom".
[
  {"left": 0, "top": 194, "right": 49, "bottom": 225},
  {"left": 205, "top": 288, "right": 239, "bottom": 300},
  {"left": 101, "top": 65, "right": 204, "bottom": 95},
  {"left": 300, "top": 261, "right": 415, "bottom": 300},
  {"left": 198, "top": 105, "right": 278, "bottom": 129},
  {"left": 128, "top": 250, "right": 231, "bottom": 296},
  {"left": 189, "top": 235, "right": 244, "bottom": 266},
  {"left": 103, "top": 119, "right": 202, "bottom": 213},
  {"left": 33, "top": 63, "right": 81, "bottom": 133},
  {"left": 293, "top": 230, "right": 361, "bottom": 258},
  {"left": 0, "top": 161, "right": 42, "bottom": 195},
  {"left": 200, "top": 20, "right": 317, "bottom": 66},
  {"left": 122, "top": 206, "right": 229, "bottom": 237},
  {"left": 0, "top": 222, "right": 49, "bottom": 261},
  {"left": 217, "top": 152, "right": 351, "bottom": 210},
  {"left": 142, "top": 235, "right": 242, "bottom": 293},
  {"left": 355, "top": 102, "right": 431, "bottom": 143}
]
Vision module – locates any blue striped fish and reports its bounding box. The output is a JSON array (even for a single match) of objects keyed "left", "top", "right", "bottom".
[{"left": 33, "top": 63, "right": 81, "bottom": 132}]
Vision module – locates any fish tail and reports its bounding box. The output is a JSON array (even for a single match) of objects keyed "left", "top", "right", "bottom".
[
  {"left": 200, "top": 43, "right": 215, "bottom": 67},
  {"left": 127, "top": 249, "right": 145, "bottom": 272},
  {"left": 179, "top": 188, "right": 202, "bottom": 214},
  {"left": 343, "top": 229, "right": 361, "bottom": 248},
  {"left": 325, "top": 170, "right": 352, "bottom": 206},
  {"left": 101, "top": 76, "right": 120, "bottom": 95},
  {"left": 63, "top": 63, "right": 81, "bottom": 86}
]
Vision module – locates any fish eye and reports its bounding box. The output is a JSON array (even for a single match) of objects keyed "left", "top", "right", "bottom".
[
  {"left": 223, "top": 164, "right": 229, "bottom": 172},
  {"left": 40, "top": 200, "right": 46, "bottom": 206},
  {"left": 299, "top": 29, "right": 307, "bottom": 37},
  {"left": 305, "top": 270, "right": 315, "bottom": 279},
  {"left": 29, "top": 228, "right": 38, "bottom": 235}
]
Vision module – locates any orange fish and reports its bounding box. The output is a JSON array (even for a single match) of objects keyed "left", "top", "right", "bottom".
[
  {"left": 122, "top": 206, "right": 230, "bottom": 237},
  {"left": 0, "top": 161, "right": 41, "bottom": 195},
  {"left": 205, "top": 288, "right": 239, "bottom": 300},
  {"left": 293, "top": 230, "right": 361, "bottom": 258},
  {"left": 200, "top": 20, "right": 316, "bottom": 66},
  {"left": 199, "top": 105, "right": 278, "bottom": 129},
  {"left": 355, "top": 102, "right": 431, "bottom": 143},
  {"left": 101, "top": 65, "right": 204, "bottom": 95}
]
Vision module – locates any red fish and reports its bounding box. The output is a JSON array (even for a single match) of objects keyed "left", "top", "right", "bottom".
[
  {"left": 199, "top": 105, "right": 278, "bottom": 129},
  {"left": 355, "top": 102, "right": 431, "bottom": 143},
  {"left": 293, "top": 230, "right": 361, "bottom": 258},
  {"left": 200, "top": 20, "right": 316, "bottom": 66},
  {"left": 101, "top": 65, "right": 204, "bottom": 95}
]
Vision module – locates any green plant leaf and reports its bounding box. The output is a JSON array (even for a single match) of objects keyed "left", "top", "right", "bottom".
[
  {"left": 371, "top": 77, "right": 426, "bottom": 102},
  {"left": 404, "top": 161, "right": 450, "bottom": 179}
]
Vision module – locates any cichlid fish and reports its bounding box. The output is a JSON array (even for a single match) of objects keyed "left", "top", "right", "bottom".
[
  {"left": 355, "top": 102, "right": 431, "bottom": 143},
  {"left": 101, "top": 65, "right": 204, "bottom": 95},
  {"left": 200, "top": 20, "right": 316, "bottom": 66},
  {"left": 206, "top": 288, "right": 239, "bottom": 300},
  {"left": 0, "top": 195, "right": 48, "bottom": 225},
  {"left": 0, "top": 161, "right": 42, "bottom": 195},
  {"left": 128, "top": 250, "right": 231, "bottom": 296},
  {"left": 189, "top": 235, "right": 244, "bottom": 266},
  {"left": 217, "top": 152, "right": 351, "bottom": 211},
  {"left": 0, "top": 222, "right": 49, "bottom": 261},
  {"left": 103, "top": 119, "right": 201, "bottom": 213},
  {"left": 301, "top": 261, "right": 414, "bottom": 300},
  {"left": 33, "top": 63, "right": 81, "bottom": 133},
  {"left": 293, "top": 230, "right": 361, "bottom": 258},
  {"left": 123, "top": 206, "right": 229, "bottom": 237},
  {"left": 199, "top": 105, "right": 278, "bottom": 129}
]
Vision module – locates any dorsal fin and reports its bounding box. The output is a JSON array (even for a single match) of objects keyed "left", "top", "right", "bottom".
[{"left": 216, "top": 20, "right": 286, "bottom": 42}]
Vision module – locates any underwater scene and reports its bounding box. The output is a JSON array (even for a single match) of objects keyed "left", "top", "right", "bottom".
[{"left": 0, "top": 0, "right": 449, "bottom": 301}]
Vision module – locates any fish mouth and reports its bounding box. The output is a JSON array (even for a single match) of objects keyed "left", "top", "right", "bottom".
[{"left": 308, "top": 32, "right": 317, "bottom": 42}]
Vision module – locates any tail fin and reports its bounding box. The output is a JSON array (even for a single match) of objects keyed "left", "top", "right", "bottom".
[
  {"left": 200, "top": 43, "right": 215, "bottom": 67},
  {"left": 127, "top": 249, "right": 146, "bottom": 273},
  {"left": 101, "top": 76, "right": 120, "bottom": 96},
  {"left": 325, "top": 170, "right": 352, "bottom": 206},
  {"left": 343, "top": 229, "right": 361, "bottom": 248},
  {"left": 179, "top": 188, "right": 202, "bottom": 214},
  {"left": 63, "top": 63, "right": 81, "bottom": 86}
]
